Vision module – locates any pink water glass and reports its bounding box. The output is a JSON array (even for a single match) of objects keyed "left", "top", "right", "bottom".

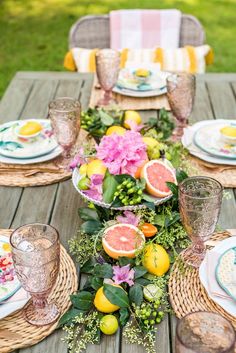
[
  {"left": 176, "top": 312, "right": 235, "bottom": 353},
  {"left": 166, "top": 73, "right": 195, "bottom": 140},
  {"left": 10, "top": 223, "right": 60, "bottom": 326},
  {"left": 179, "top": 176, "right": 223, "bottom": 268},
  {"left": 49, "top": 97, "right": 81, "bottom": 168},
  {"left": 95, "top": 49, "right": 120, "bottom": 106}
]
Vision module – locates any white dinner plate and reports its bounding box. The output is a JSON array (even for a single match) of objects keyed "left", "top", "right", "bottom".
[
  {"left": 199, "top": 237, "right": 236, "bottom": 317},
  {"left": 0, "top": 287, "right": 30, "bottom": 320},
  {"left": 0, "top": 119, "right": 58, "bottom": 159},
  {"left": 113, "top": 85, "right": 167, "bottom": 97},
  {"left": 182, "top": 120, "right": 236, "bottom": 166},
  {"left": 194, "top": 121, "right": 236, "bottom": 159}
]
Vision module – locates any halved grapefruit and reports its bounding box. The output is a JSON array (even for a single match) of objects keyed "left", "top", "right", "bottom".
[
  {"left": 102, "top": 223, "right": 145, "bottom": 259},
  {"left": 141, "top": 160, "right": 177, "bottom": 198}
]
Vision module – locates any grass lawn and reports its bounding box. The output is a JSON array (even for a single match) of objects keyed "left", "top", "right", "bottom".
[{"left": 0, "top": 0, "right": 236, "bottom": 97}]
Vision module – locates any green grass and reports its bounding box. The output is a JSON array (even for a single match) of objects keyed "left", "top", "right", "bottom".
[{"left": 0, "top": 0, "right": 236, "bottom": 97}]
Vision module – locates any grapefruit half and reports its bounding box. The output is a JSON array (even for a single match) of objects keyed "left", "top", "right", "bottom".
[
  {"left": 141, "top": 160, "right": 177, "bottom": 198},
  {"left": 102, "top": 223, "right": 145, "bottom": 259}
]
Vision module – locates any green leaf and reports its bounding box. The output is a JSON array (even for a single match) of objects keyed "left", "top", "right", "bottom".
[
  {"left": 142, "top": 193, "right": 157, "bottom": 203},
  {"left": 154, "top": 214, "right": 165, "bottom": 227},
  {"left": 57, "top": 308, "right": 82, "bottom": 328},
  {"left": 71, "top": 291, "right": 94, "bottom": 311},
  {"left": 78, "top": 207, "right": 99, "bottom": 221},
  {"left": 114, "top": 174, "right": 136, "bottom": 183},
  {"left": 143, "top": 201, "right": 155, "bottom": 211},
  {"left": 166, "top": 182, "right": 178, "bottom": 198},
  {"left": 99, "top": 110, "right": 114, "bottom": 126},
  {"left": 91, "top": 277, "right": 103, "bottom": 291},
  {"left": 103, "top": 284, "right": 129, "bottom": 308},
  {"left": 129, "top": 284, "right": 143, "bottom": 306},
  {"left": 81, "top": 220, "right": 103, "bottom": 234},
  {"left": 103, "top": 173, "right": 118, "bottom": 203},
  {"left": 94, "top": 264, "right": 113, "bottom": 278},
  {"left": 119, "top": 308, "right": 130, "bottom": 326},
  {"left": 118, "top": 257, "right": 135, "bottom": 266},
  {"left": 176, "top": 169, "right": 188, "bottom": 184},
  {"left": 135, "top": 277, "right": 151, "bottom": 286},
  {"left": 164, "top": 211, "right": 180, "bottom": 228},
  {"left": 81, "top": 257, "right": 97, "bottom": 274},
  {"left": 134, "top": 266, "right": 147, "bottom": 279}
]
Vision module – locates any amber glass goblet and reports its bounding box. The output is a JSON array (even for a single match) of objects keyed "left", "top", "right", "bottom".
[
  {"left": 167, "top": 73, "right": 195, "bottom": 140},
  {"left": 179, "top": 176, "right": 223, "bottom": 268},
  {"left": 95, "top": 49, "right": 120, "bottom": 106},
  {"left": 49, "top": 97, "right": 81, "bottom": 168},
  {"left": 10, "top": 223, "right": 60, "bottom": 326},
  {"left": 176, "top": 312, "right": 235, "bottom": 353}
]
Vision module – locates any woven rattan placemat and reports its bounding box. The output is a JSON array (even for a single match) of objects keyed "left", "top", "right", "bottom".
[
  {"left": 89, "top": 80, "right": 170, "bottom": 111},
  {"left": 0, "top": 229, "right": 78, "bottom": 353},
  {"left": 188, "top": 155, "right": 236, "bottom": 188},
  {"left": 0, "top": 129, "right": 93, "bottom": 187},
  {"left": 169, "top": 231, "right": 236, "bottom": 328}
]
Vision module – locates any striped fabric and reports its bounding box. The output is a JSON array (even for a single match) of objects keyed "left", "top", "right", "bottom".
[
  {"left": 110, "top": 9, "right": 182, "bottom": 49},
  {"left": 64, "top": 45, "right": 213, "bottom": 74}
]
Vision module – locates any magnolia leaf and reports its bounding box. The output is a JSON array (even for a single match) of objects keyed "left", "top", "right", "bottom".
[
  {"left": 99, "top": 110, "right": 114, "bottom": 126},
  {"left": 103, "top": 173, "right": 118, "bottom": 203},
  {"left": 114, "top": 174, "right": 136, "bottom": 183},
  {"left": 129, "top": 284, "right": 143, "bottom": 306},
  {"left": 118, "top": 257, "right": 135, "bottom": 266},
  {"left": 135, "top": 277, "right": 151, "bottom": 286},
  {"left": 176, "top": 169, "right": 188, "bottom": 183},
  {"left": 119, "top": 308, "right": 130, "bottom": 326},
  {"left": 81, "top": 220, "right": 103, "bottom": 234},
  {"left": 154, "top": 214, "right": 165, "bottom": 227},
  {"left": 93, "top": 263, "right": 113, "bottom": 278},
  {"left": 81, "top": 257, "right": 97, "bottom": 274},
  {"left": 142, "top": 193, "right": 157, "bottom": 202},
  {"left": 78, "top": 207, "right": 99, "bottom": 221},
  {"left": 134, "top": 266, "right": 147, "bottom": 279},
  {"left": 91, "top": 277, "right": 103, "bottom": 291},
  {"left": 71, "top": 291, "right": 93, "bottom": 311},
  {"left": 103, "top": 284, "right": 129, "bottom": 308},
  {"left": 142, "top": 201, "right": 155, "bottom": 211},
  {"left": 57, "top": 308, "right": 82, "bottom": 328}
]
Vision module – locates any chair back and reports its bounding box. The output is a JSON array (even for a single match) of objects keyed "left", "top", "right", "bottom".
[{"left": 69, "top": 14, "right": 205, "bottom": 49}]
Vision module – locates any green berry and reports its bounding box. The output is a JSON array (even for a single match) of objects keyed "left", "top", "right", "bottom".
[
  {"left": 156, "top": 318, "right": 161, "bottom": 324},
  {"left": 137, "top": 189, "right": 142, "bottom": 195},
  {"left": 117, "top": 184, "right": 122, "bottom": 190},
  {"left": 150, "top": 320, "right": 155, "bottom": 325},
  {"left": 126, "top": 182, "right": 133, "bottom": 188},
  {"left": 158, "top": 311, "right": 164, "bottom": 317},
  {"left": 152, "top": 312, "right": 157, "bottom": 317},
  {"left": 114, "top": 192, "right": 119, "bottom": 197},
  {"left": 144, "top": 320, "right": 149, "bottom": 325}
]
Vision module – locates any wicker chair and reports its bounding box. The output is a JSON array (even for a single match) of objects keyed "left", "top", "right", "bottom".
[{"left": 69, "top": 14, "right": 205, "bottom": 49}]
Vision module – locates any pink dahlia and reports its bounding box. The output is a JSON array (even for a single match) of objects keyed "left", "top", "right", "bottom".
[{"left": 96, "top": 131, "right": 147, "bottom": 176}]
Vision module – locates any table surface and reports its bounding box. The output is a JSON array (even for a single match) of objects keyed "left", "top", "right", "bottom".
[{"left": 1, "top": 71, "right": 236, "bottom": 353}]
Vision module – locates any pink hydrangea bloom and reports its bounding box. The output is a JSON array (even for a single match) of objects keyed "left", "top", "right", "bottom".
[
  {"left": 96, "top": 131, "right": 147, "bottom": 176},
  {"left": 112, "top": 264, "right": 135, "bottom": 286},
  {"left": 116, "top": 211, "right": 140, "bottom": 227},
  {"left": 82, "top": 174, "right": 103, "bottom": 201}
]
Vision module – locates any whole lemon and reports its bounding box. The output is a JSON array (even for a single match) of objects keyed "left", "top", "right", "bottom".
[
  {"left": 94, "top": 286, "right": 120, "bottom": 313},
  {"left": 106, "top": 126, "right": 126, "bottom": 136},
  {"left": 79, "top": 164, "right": 88, "bottom": 176},
  {"left": 100, "top": 314, "right": 119, "bottom": 335},
  {"left": 124, "top": 111, "right": 142, "bottom": 129},
  {"left": 142, "top": 243, "right": 170, "bottom": 276},
  {"left": 86, "top": 159, "right": 107, "bottom": 178},
  {"left": 142, "top": 137, "right": 159, "bottom": 150}
]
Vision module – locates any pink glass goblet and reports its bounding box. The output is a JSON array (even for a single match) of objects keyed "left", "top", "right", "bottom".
[
  {"left": 179, "top": 176, "right": 223, "bottom": 268},
  {"left": 49, "top": 97, "right": 81, "bottom": 168},
  {"left": 176, "top": 312, "right": 235, "bottom": 353},
  {"left": 95, "top": 49, "right": 120, "bottom": 106},
  {"left": 10, "top": 223, "right": 60, "bottom": 326},
  {"left": 167, "top": 73, "right": 195, "bottom": 140}
]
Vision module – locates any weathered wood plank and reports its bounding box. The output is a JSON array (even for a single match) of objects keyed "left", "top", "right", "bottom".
[
  {"left": 206, "top": 81, "right": 236, "bottom": 119},
  {"left": 55, "top": 79, "right": 84, "bottom": 99},
  {"left": 197, "top": 73, "right": 236, "bottom": 82},
  {"left": 16, "top": 71, "right": 93, "bottom": 81},
  {"left": 19, "top": 330, "right": 67, "bottom": 353},
  {"left": 190, "top": 81, "right": 214, "bottom": 122},
  {"left": 0, "top": 187, "right": 23, "bottom": 228},
  {"left": 79, "top": 76, "right": 94, "bottom": 110},
  {"left": 231, "top": 82, "right": 236, "bottom": 97}
]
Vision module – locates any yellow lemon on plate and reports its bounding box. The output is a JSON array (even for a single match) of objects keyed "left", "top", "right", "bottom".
[
  {"left": 124, "top": 111, "right": 142, "bottom": 129},
  {"left": 94, "top": 286, "right": 120, "bottom": 313},
  {"left": 2, "top": 243, "right": 11, "bottom": 252},
  {"left": 106, "top": 126, "right": 126, "bottom": 136},
  {"left": 142, "top": 243, "right": 170, "bottom": 276},
  {"left": 86, "top": 159, "right": 107, "bottom": 178},
  {"left": 19, "top": 121, "right": 43, "bottom": 136},
  {"left": 100, "top": 314, "right": 119, "bottom": 335},
  {"left": 220, "top": 126, "right": 236, "bottom": 137},
  {"left": 135, "top": 69, "right": 150, "bottom": 77}
]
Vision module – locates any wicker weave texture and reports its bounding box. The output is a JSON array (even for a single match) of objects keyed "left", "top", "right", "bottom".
[
  {"left": 69, "top": 13, "right": 205, "bottom": 49},
  {"left": 0, "top": 229, "right": 78, "bottom": 353}
]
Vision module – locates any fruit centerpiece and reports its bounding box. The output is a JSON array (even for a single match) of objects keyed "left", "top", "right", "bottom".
[{"left": 71, "top": 109, "right": 184, "bottom": 210}]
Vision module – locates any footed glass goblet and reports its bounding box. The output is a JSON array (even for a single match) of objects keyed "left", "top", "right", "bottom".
[
  {"left": 10, "top": 223, "right": 60, "bottom": 326},
  {"left": 179, "top": 176, "right": 223, "bottom": 268}
]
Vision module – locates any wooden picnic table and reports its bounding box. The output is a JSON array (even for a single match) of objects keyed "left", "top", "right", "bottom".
[{"left": 0, "top": 71, "right": 236, "bottom": 353}]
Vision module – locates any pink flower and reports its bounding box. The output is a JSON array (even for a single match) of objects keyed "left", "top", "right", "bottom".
[
  {"left": 70, "top": 148, "right": 86, "bottom": 170},
  {"left": 112, "top": 264, "right": 135, "bottom": 286},
  {"left": 116, "top": 211, "right": 141, "bottom": 227},
  {"left": 126, "top": 119, "right": 144, "bottom": 132},
  {"left": 96, "top": 131, "right": 147, "bottom": 176},
  {"left": 82, "top": 174, "right": 103, "bottom": 201}
]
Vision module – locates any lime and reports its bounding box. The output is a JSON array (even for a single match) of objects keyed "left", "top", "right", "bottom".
[
  {"left": 100, "top": 314, "right": 119, "bottom": 335},
  {"left": 143, "top": 284, "right": 163, "bottom": 302},
  {"left": 78, "top": 177, "right": 90, "bottom": 190}
]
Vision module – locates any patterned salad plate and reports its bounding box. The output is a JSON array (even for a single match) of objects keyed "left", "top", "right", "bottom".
[
  {"left": 194, "top": 120, "right": 236, "bottom": 159},
  {"left": 0, "top": 119, "right": 58, "bottom": 159},
  {"left": 216, "top": 247, "right": 236, "bottom": 301},
  {"left": 0, "top": 235, "right": 21, "bottom": 303}
]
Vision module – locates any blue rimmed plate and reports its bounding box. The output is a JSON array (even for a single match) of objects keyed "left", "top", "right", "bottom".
[{"left": 216, "top": 247, "right": 236, "bottom": 301}]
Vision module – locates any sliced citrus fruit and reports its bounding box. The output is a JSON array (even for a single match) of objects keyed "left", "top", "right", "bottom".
[
  {"left": 134, "top": 159, "right": 148, "bottom": 179},
  {"left": 106, "top": 126, "right": 126, "bottom": 136},
  {"left": 141, "top": 160, "right": 176, "bottom": 197},
  {"left": 140, "top": 223, "right": 157, "bottom": 238},
  {"left": 19, "top": 121, "right": 42, "bottom": 136},
  {"left": 142, "top": 243, "right": 170, "bottom": 276},
  {"left": 102, "top": 223, "right": 145, "bottom": 259},
  {"left": 143, "top": 283, "right": 163, "bottom": 302}
]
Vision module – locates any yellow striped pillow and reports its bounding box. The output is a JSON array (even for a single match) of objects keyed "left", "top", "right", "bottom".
[{"left": 64, "top": 45, "right": 213, "bottom": 74}]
